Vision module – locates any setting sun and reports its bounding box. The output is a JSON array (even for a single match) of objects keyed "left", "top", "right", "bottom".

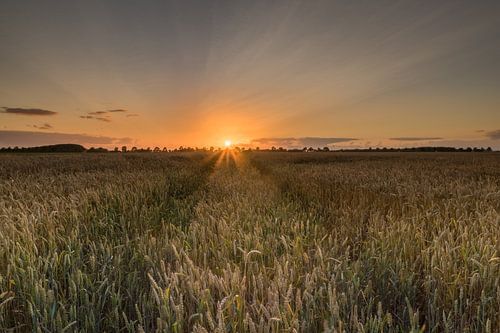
[{"left": 224, "top": 140, "right": 232, "bottom": 148}]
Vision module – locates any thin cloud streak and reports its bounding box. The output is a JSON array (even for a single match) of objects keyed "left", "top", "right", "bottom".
[
  {"left": 0, "top": 130, "right": 132, "bottom": 147},
  {"left": 89, "top": 109, "right": 127, "bottom": 115},
  {"left": 80, "top": 115, "right": 111, "bottom": 122},
  {"left": 485, "top": 129, "right": 500, "bottom": 140},
  {"left": 390, "top": 137, "right": 443, "bottom": 141},
  {"left": 1, "top": 107, "right": 58, "bottom": 116},
  {"left": 31, "top": 123, "right": 53, "bottom": 130},
  {"left": 249, "top": 137, "right": 357, "bottom": 148},
  {"left": 82, "top": 109, "right": 130, "bottom": 121}
]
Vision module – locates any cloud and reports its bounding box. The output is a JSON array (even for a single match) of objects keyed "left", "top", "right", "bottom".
[
  {"left": 485, "top": 129, "right": 500, "bottom": 140},
  {"left": 80, "top": 115, "right": 111, "bottom": 122},
  {"left": 389, "top": 137, "right": 443, "bottom": 141},
  {"left": 0, "top": 130, "right": 132, "bottom": 147},
  {"left": 126, "top": 113, "right": 139, "bottom": 117},
  {"left": 30, "top": 123, "right": 53, "bottom": 130},
  {"left": 88, "top": 109, "right": 127, "bottom": 115},
  {"left": 1, "top": 107, "right": 57, "bottom": 116},
  {"left": 82, "top": 108, "right": 130, "bottom": 121},
  {"left": 249, "top": 137, "right": 357, "bottom": 148}
]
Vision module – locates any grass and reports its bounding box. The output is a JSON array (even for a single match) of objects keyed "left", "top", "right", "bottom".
[{"left": 0, "top": 151, "right": 498, "bottom": 332}]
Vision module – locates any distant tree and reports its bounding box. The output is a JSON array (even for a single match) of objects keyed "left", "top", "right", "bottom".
[
  {"left": 0, "top": 144, "right": 86, "bottom": 153},
  {"left": 162, "top": 147, "right": 168, "bottom": 152},
  {"left": 131, "top": 146, "right": 137, "bottom": 152},
  {"left": 88, "top": 147, "right": 108, "bottom": 153},
  {"left": 121, "top": 146, "right": 127, "bottom": 153},
  {"left": 486, "top": 147, "right": 492, "bottom": 152},
  {"left": 113, "top": 147, "right": 119, "bottom": 152},
  {"left": 255, "top": 147, "right": 260, "bottom": 151},
  {"left": 271, "top": 146, "right": 276, "bottom": 151},
  {"left": 153, "top": 147, "right": 160, "bottom": 152},
  {"left": 323, "top": 146, "right": 330, "bottom": 152},
  {"left": 307, "top": 147, "right": 314, "bottom": 152}
]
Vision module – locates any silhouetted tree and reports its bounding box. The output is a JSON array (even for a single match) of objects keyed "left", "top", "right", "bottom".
[
  {"left": 88, "top": 147, "right": 108, "bottom": 153},
  {"left": 0, "top": 144, "right": 86, "bottom": 153}
]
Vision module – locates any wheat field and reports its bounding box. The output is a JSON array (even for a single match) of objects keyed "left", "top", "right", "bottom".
[{"left": 0, "top": 151, "right": 499, "bottom": 332}]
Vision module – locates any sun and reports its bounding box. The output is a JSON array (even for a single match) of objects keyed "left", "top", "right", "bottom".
[{"left": 224, "top": 139, "right": 232, "bottom": 148}]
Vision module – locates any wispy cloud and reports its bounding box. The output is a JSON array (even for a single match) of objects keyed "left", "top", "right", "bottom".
[
  {"left": 249, "top": 137, "right": 357, "bottom": 148},
  {"left": 30, "top": 123, "right": 53, "bottom": 130},
  {"left": 0, "top": 130, "right": 132, "bottom": 147},
  {"left": 485, "top": 129, "right": 500, "bottom": 140},
  {"left": 81, "top": 108, "right": 131, "bottom": 121},
  {"left": 1, "top": 107, "right": 57, "bottom": 116},
  {"left": 126, "top": 113, "right": 139, "bottom": 117},
  {"left": 88, "top": 109, "right": 127, "bottom": 115},
  {"left": 80, "top": 115, "right": 111, "bottom": 122},
  {"left": 389, "top": 137, "right": 443, "bottom": 141}
]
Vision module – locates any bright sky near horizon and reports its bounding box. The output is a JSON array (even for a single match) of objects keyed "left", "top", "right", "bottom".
[{"left": 1, "top": 0, "right": 499, "bottom": 149}]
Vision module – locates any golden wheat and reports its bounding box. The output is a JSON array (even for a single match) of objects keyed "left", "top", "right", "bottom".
[{"left": 0, "top": 151, "right": 498, "bottom": 332}]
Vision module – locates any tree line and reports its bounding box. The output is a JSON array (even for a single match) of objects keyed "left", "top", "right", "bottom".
[{"left": 0, "top": 144, "right": 495, "bottom": 153}]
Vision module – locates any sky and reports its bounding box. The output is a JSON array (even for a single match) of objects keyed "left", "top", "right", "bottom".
[{"left": 1, "top": 0, "right": 499, "bottom": 149}]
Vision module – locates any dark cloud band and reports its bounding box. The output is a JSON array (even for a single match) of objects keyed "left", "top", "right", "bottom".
[
  {"left": 2, "top": 107, "right": 57, "bottom": 116},
  {"left": 0, "top": 130, "right": 132, "bottom": 147}
]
